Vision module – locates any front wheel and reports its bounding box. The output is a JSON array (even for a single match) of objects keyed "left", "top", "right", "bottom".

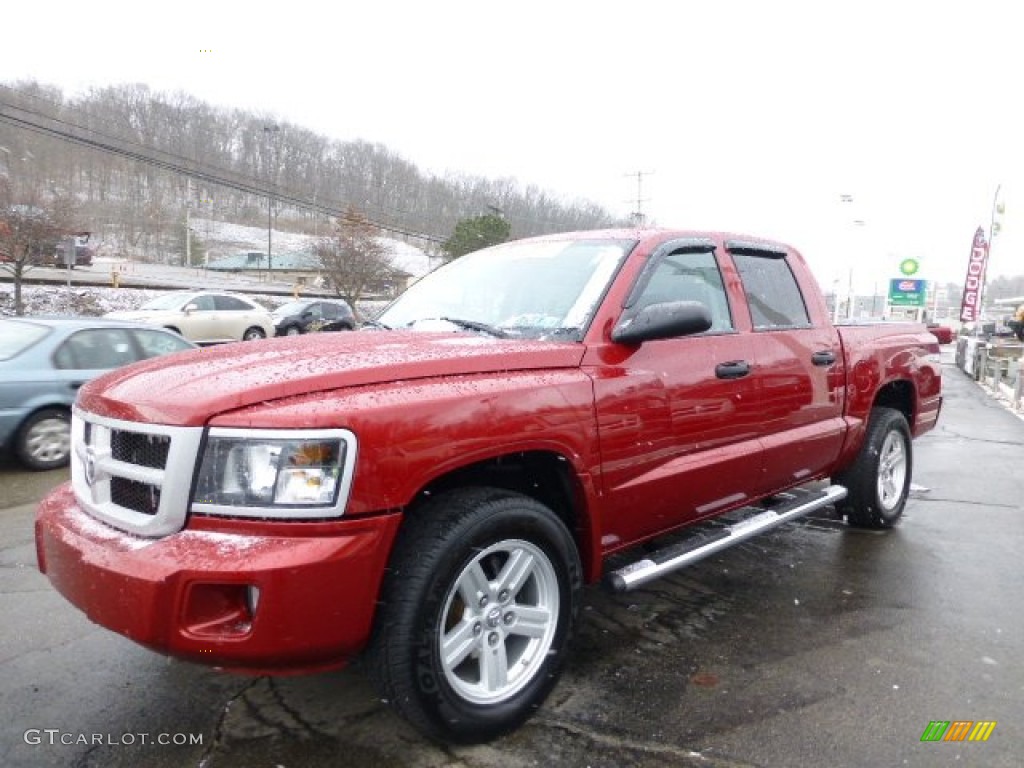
[
  {"left": 368, "top": 487, "right": 581, "bottom": 744},
  {"left": 16, "top": 408, "right": 71, "bottom": 470},
  {"left": 834, "top": 407, "right": 912, "bottom": 528}
]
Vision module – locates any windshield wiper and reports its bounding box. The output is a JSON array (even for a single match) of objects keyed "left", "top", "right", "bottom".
[
  {"left": 360, "top": 317, "right": 391, "bottom": 330},
  {"left": 439, "top": 317, "right": 508, "bottom": 338}
]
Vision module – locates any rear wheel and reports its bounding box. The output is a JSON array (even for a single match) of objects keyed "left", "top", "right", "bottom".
[
  {"left": 242, "top": 326, "right": 266, "bottom": 341},
  {"left": 16, "top": 408, "right": 71, "bottom": 471},
  {"left": 368, "top": 487, "right": 581, "bottom": 743},
  {"left": 835, "top": 407, "right": 912, "bottom": 528}
]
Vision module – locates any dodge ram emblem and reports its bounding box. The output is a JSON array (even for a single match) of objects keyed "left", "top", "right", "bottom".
[{"left": 84, "top": 446, "right": 97, "bottom": 488}]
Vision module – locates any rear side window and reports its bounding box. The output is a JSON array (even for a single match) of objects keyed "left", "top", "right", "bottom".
[{"left": 732, "top": 253, "right": 810, "bottom": 329}]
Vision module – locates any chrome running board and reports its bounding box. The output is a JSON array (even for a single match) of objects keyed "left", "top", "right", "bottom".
[{"left": 606, "top": 485, "right": 848, "bottom": 593}]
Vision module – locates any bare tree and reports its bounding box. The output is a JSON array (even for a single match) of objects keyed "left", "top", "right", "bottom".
[
  {"left": 314, "top": 208, "right": 396, "bottom": 311},
  {"left": 0, "top": 180, "right": 75, "bottom": 315}
]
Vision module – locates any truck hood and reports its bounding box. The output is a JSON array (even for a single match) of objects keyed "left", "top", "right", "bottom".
[{"left": 78, "top": 331, "right": 587, "bottom": 426}]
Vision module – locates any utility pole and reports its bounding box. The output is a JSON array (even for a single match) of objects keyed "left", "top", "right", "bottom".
[
  {"left": 625, "top": 170, "right": 653, "bottom": 226},
  {"left": 184, "top": 177, "right": 191, "bottom": 268},
  {"left": 185, "top": 203, "right": 191, "bottom": 267},
  {"left": 263, "top": 124, "right": 280, "bottom": 277}
]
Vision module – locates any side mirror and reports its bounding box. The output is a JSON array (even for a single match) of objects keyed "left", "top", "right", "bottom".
[{"left": 611, "top": 301, "right": 712, "bottom": 345}]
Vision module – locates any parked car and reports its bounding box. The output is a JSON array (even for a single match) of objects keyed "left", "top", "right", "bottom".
[
  {"left": 106, "top": 291, "right": 275, "bottom": 344},
  {"left": 272, "top": 298, "right": 355, "bottom": 336},
  {"left": 0, "top": 316, "right": 196, "bottom": 470},
  {"left": 927, "top": 322, "right": 954, "bottom": 344}
]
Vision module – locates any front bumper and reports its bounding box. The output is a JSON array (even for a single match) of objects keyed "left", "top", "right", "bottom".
[{"left": 35, "top": 483, "right": 401, "bottom": 674}]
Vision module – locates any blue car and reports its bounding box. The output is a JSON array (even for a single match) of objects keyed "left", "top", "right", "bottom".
[{"left": 0, "top": 316, "right": 196, "bottom": 470}]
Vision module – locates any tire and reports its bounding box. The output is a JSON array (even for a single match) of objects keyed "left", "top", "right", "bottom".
[
  {"left": 834, "top": 407, "right": 912, "bottom": 528},
  {"left": 284, "top": 325, "right": 302, "bottom": 336},
  {"left": 368, "top": 487, "right": 582, "bottom": 744},
  {"left": 242, "top": 326, "right": 266, "bottom": 341},
  {"left": 16, "top": 408, "right": 71, "bottom": 471}
]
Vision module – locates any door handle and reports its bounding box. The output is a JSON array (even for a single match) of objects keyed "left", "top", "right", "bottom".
[
  {"left": 811, "top": 350, "right": 836, "bottom": 366},
  {"left": 715, "top": 360, "right": 751, "bottom": 379}
]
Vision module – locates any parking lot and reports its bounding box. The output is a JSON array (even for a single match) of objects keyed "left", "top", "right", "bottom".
[{"left": 2, "top": 352, "right": 1023, "bottom": 767}]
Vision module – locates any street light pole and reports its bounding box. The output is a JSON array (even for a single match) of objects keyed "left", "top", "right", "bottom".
[
  {"left": 263, "top": 124, "right": 280, "bottom": 277},
  {"left": 979, "top": 184, "right": 1003, "bottom": 318}
]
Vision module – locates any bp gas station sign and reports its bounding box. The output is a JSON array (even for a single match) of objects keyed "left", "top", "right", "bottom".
[
  {"left": 888, "top": 258, "right": 926, "bottom": 307},
  {"left": 889, "top": 278, "right": 927, "bottom": 307}
]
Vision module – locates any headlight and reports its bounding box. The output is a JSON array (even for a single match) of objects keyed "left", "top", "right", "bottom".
[{"left": 192, "top": 428, "right": 357, "bottom": 519}]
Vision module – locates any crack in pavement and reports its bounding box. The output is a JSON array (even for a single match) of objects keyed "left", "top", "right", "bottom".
[
  {"left": 929, "top": 426, "right": 1024, "bottom": 447},
  {"left": 196, "top": 677, "right": 264, "bottom": 768},
  {"left": 531, "top": 714, "right": 755, "bottom": 767},
  {"left": 266, "top": 677, "right": 325, "bottom": 738},
  {"left": 907, "top": 495, "right": 1018, "bottom": 509}
]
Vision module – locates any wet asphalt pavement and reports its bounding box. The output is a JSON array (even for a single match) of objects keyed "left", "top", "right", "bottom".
[{"left": 2, "top": 350, "right": 1022, "bottom": 767}]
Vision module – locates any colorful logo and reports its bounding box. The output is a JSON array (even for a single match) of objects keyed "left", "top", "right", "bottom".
[
  {"left": 920, "top": 721, "right": 997, "bottom": 742},
  {"left": 900, "top": 258, "right": 920, "bottom": 276}
]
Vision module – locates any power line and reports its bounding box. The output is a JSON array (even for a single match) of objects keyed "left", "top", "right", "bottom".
[
  {"left": 0, "top": 93, "right": 446, "bottom": 243},
  {"left": 1, "top": 83, "right": 618, "bottom": 241}
]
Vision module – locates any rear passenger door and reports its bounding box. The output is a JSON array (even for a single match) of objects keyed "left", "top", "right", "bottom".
[{"left": 728, "top": 242, "right": 845, "bottom": 493}]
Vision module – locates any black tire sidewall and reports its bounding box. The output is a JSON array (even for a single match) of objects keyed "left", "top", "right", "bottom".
[
  {"left": 842, "top": 408, "right": 912, "bottom": 527},
  {"left": 382, "top": 493, "right": 581, "bottom": 743}
]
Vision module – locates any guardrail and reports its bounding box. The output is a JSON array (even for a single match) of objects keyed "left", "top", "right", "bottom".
[{"left": 964, "top": 339, "right": 1024, "bottom": 413}]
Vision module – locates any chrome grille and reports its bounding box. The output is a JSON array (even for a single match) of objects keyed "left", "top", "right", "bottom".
[{"left": 71, "top": 408, "right": 204, "bottom": 537}]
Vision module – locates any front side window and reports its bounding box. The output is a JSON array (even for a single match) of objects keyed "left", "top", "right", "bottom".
[
  {"left": 732, "top": 253, "right": 810, "bottom": 329},
  {"left": 133, "top": 329, "right": 194, "bottom": 358},
  {"left": 627, "top": 249, "right": 733, "bottom": 332},
  {"left": 54, "top": 328, "right": 139, "bottom": 370},
  {"left": 188, "top": 294, "right": 216, "bottom": 311}
]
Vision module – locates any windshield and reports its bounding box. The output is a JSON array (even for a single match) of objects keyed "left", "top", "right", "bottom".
[
  {"left": 377, "top": 238, "right": 634, "bottom": 340},
  {"left": 140, "top": 293, "right": 191, "bottom": 310}
]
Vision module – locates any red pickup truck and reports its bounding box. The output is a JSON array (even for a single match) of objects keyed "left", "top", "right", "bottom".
[{"left": 35, "top": 229, "right": 941, "bottom": 743}]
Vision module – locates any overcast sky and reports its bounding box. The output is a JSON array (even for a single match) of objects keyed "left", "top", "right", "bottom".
[{"left": 2, "top": 0, "right": 1022, "bottom": 294}]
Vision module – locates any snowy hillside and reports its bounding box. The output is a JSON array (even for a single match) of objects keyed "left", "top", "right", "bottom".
[{"left": 191, "top": 218, "right": 433, "bottom": 276}]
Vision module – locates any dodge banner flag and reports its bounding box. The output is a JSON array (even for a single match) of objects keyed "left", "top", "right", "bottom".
[{"left": 959, "top": 227, "right": 989, "bottom": 322}]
